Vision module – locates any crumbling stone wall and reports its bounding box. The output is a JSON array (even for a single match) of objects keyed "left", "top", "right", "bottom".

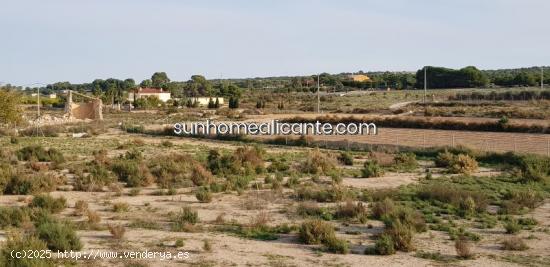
[{"left": 64, "top": 91, "right": 103, "bottom": 120}]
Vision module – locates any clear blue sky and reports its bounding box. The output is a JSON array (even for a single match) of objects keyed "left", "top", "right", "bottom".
[{"left": 2, "top": 0, "right": 549, "bottom": 85}]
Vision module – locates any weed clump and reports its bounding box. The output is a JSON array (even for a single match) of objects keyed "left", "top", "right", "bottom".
[
  {"left": 30, "top": 194, "right": 66, "bottom": 214},
  {"left": 17, "top": 145, "right": 65, "bottom": 164},
  {"left": 300, "top": 149, "right": 336, "bottom": 175},
  {"left": 337, "top": 152, "right": 354, "bottom": 166},
  {"left": 0, "top": 232, "right": 54, "bottom": 267},
  {"left": 37, "top": 221, "right": 82, "bottom": 251},
  {"left": 108, "top": 224, "right": 126, "bottom": 239},
  {"left": 298, "top": 219, "right": 335, "bottom": 245},
  {"left": 373, "top": 233, "right": 395, "bottom": 255},
  {"left": 171, "top": 207, "right": 199, "bottom": 231},
  {"left": 501, "top": 236, "right": 528, "bottom": 251},
  {"left": 361, "top": 160, "right": 384, "bottom": 178},
  {"left": 393, "top": 152, "right": 418, "bottom": 171},
  {"left": 455, "top": 238, "right": 474, "bottom": 259},
  {"left": 195, "top": 187, "right": 213, "bottom": 203},
  {"left": 111, "top": 157, "right": 153, "bottom": 187}
]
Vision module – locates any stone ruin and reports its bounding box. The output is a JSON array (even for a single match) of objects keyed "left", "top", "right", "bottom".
[{"left": 64, "top": 91, "right": 103, "bottom": 120}]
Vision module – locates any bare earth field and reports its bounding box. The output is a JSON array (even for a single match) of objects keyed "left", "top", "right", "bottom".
[{"left": 1, "top": 121, "right": 550, "bottom": 266}]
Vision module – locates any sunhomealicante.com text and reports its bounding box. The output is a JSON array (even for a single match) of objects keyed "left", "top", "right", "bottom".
[{"left": 173, "top": 120, "right": 377, "bottom": 136}]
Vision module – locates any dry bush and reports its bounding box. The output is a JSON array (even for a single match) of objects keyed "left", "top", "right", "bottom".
[
  {"left": 367, "top": 152, "right": 395, "bottom": 167},
  {"left": 435, "top": 150, "right": 455, "bottom": 168},
  {"left": 74, "top": 200, "right": 88, "bottom": 216},
  {"left": 233, "top": 146, "right": 265, "bottom": 170},
  {"left": 300, "top": 149, "right": 336, "bottom": 175},
  {"left": 87, "top": 211, "right": 101, "bottom": 224},
  {"left": 385, "top": 221, "right": 414, "bottom": 252},
  {"left": 334, "top": 201, "right": 367, "bottom": 220},
  {"left": 298, "top": 219, "right": 335, "bottom": 245},
  {"left": 112, "top": 202, "right": 130, "bottom": 213},
  {"left": 108, "top": 224, "right": 126, "bottom": 239},
  {"left": 111, "top": 158, "right": 154, "bottom": 187},
  {"left": 191, "top": 163, "right": 213, "bottom": 186},
  {"left": 74, "top": 162, "right": 116, "bottom": 191},
  {"left": 251, "top": 211, "right": 270, "bottom": 228},
  {"left": 149, "top": 153, "right": 196, "bottom": 188},
  {"left": 195, "top": 187, "right": 213, "bottom": 203},
  {"left": 203, "top": 239, "right": 212, "bottom": 252},
  {"left": 370, "top": 198, "right": 396, "bottom": 219},
  {"left": 501, "top": 236, "right": 528, "bottom": 251},
  {"left": 449, "top": 154, "right": 478, "bottom": 175},
  {"left": 455, "top": 238, "right": 474, "bottom": 259}
]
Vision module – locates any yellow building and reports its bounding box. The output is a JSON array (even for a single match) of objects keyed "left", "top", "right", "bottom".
[{"left": 347, "top": 74, "right": 371, "bottom": 82}]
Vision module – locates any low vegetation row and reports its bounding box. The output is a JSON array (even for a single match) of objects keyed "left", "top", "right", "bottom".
[{"left": 283, "top": 115, "right": 549, "bottom": 134}]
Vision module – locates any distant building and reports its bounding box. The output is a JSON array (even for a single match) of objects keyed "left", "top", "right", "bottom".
[
  {"left": 128, "top": 88, "right": 171, "bottom": 102},
  {"left": 190, "top": 97, "right": 225, "bottom": 107},
  {"left": 47, "top": 93, "right": 57, "bottom": 99},
  {"left": 346, "top": 74, "right": 371, "bottom": 82}
]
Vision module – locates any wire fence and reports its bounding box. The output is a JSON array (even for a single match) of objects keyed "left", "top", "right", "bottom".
[{"left": 270, "top": 128, "right": 550, "bottom": 156}]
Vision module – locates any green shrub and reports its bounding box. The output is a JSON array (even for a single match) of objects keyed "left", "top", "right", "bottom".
[
  {"left": 374, "top": 233, "right": 395, "bottom": 255},
  {"left": 0, "top": 232, "right": 54, "bottom": 267},
  {"left": 195, "top": 187, "right": 213, "bottom": 203},
  {"left": 30, "top": 195, "right": 66, "bottom": 214},
  {"left": 111, "top": 159, "right": 153, "bottom": 187},
  {"left": 298, "top": 219, "right": 335, "bottom": 245},
  {"left": 171, "top": 207, "right": 199, "bottom": 231},
  {"left": 3, "top": 172, "right": 61, "bottom": 195},
  {"left": 75, "top": 162, "right": 115, "bottom": 191},
  {"left": 504, "top": 218, "right": 521, "bottom": 234},
  {"left": 149, "top": 154, "right": 195, "bottom": 188},
  {"left": 393, "top": 152, "right": 418, "bottom": 171},
  {"left": 0, "top": 207, "right": 31, "bottom": 229},
  {"left": 516, "top": 154, "right": 550, "bottom": 183},
  {"left": 337, "top": 152, "right": 354, "bottom": 166},
  {"left": 323, "top": 235, "right": 349, "bottom": 254},
  {"left": 296, "top": 202, "right": 332, "bottom": 220},
  {"left": 37, "top": 221, "right": 82, "bottom": 251},
  {"left": 17, "top": 145, "right": 64, "bottom": 164},
  {"left": 361, "top": 160, "right": 384, "bottom": 178},
  {"left": 435, "top": 150, "right": 455, "bottom": 168}
]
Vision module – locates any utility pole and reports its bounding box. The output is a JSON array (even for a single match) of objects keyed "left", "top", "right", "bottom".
[
  {"left": 317, "top": 74, "right": 320, "bottom": 114},
  {"left": 542, "top": 66, "right": 544, "bottom": 89},
  {"left": 423, "top": 66, "right": 427, "bottom": 104},
  {"left": 37, "top": 86, "right": 40, "bottom": 118}
]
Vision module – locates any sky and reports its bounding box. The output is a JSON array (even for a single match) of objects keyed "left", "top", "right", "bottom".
[{"left": 1, "top": 0, "right": 549, "bottom": 86}]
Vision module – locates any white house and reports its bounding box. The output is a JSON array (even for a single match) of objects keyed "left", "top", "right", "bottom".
[{"left": 128, "top": 88, "right": 171, "bottom": 102}]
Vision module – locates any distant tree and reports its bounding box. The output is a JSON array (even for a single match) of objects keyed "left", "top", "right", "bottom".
[
  {"left": 151, "top": 72, "right": 170, "bottom": 88},
  {"left": 185, "top": 75, "right": 212, "bottom": 97},
  {"left": 214, "top": 98, "right": 220, "bottom": 108},
  {"left": 228, "top": 97, "right": 239, "bottom": 109},
  {"left": 0, "top": 89, "right": 23, "bottom": 127},
  {"left": 207, "top": 98, "right": 215, "bottom": 109},
  {"left": 140, "top": 79, "right": 152, "bottom": 88}
]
